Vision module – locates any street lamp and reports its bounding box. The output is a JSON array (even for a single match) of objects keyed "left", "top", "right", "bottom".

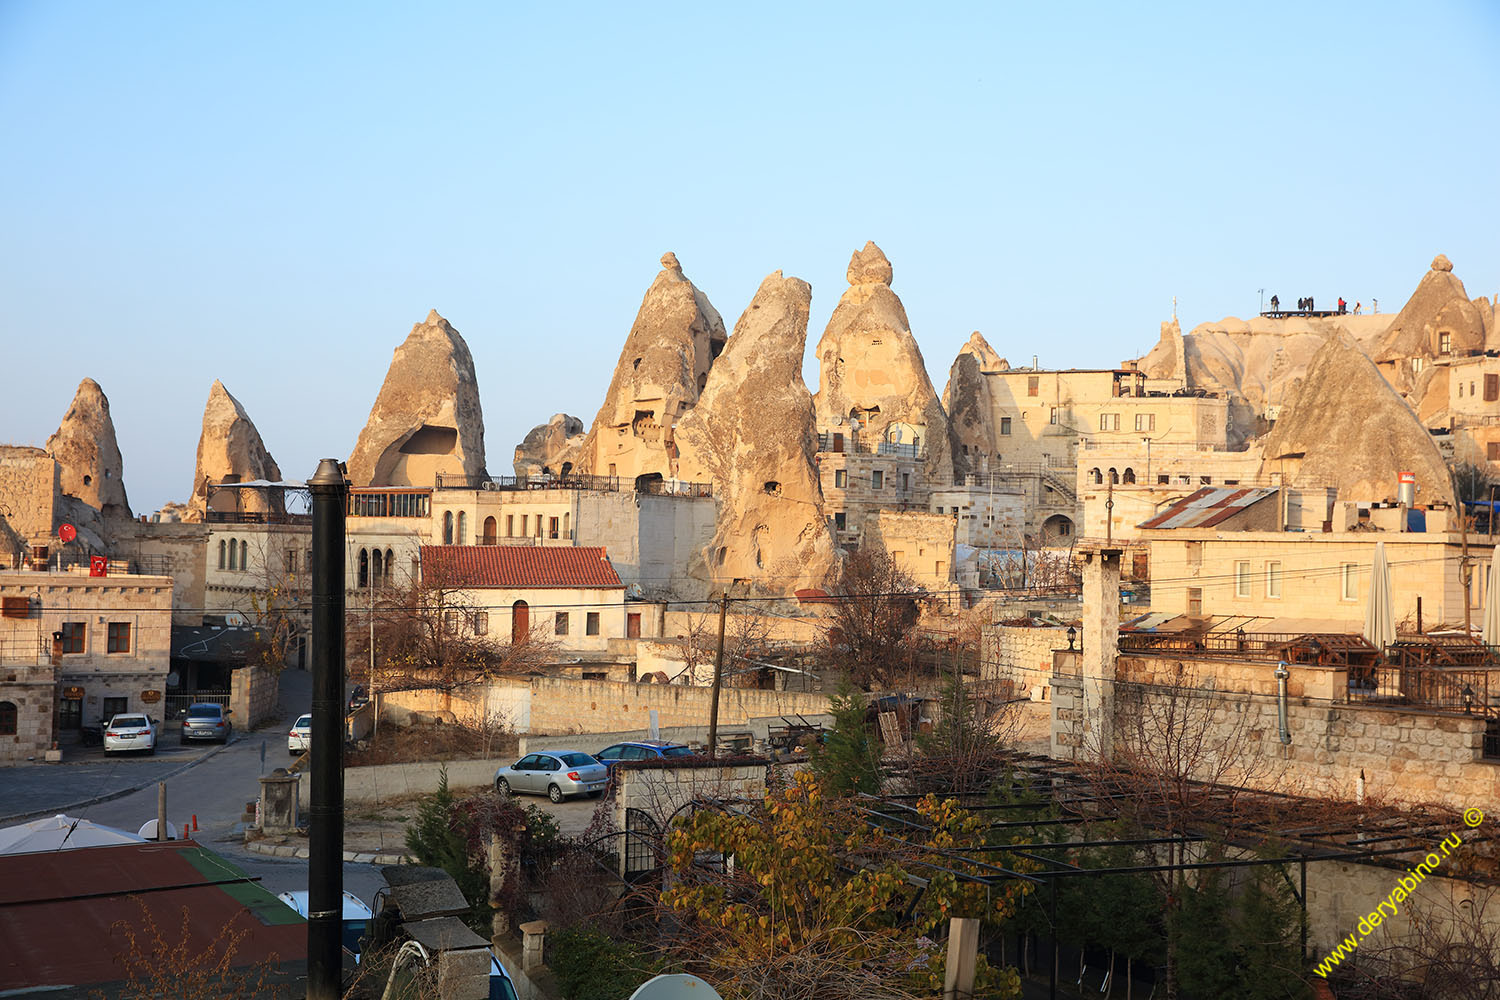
[
  {"left": 1463, "top": 684, "right": 1475, "bottom": 714},
  {"left": 1066, "top": 625, "right": 1077, "bottom": 652}
]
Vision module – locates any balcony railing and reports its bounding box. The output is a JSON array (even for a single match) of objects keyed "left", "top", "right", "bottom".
[
  {"left": 436, "top": 473, "right": 711, "bottom": 497},
  {"left": 816, "top": 433, "right": 925, "bottom": 459},
  {"left": 205, "top": 510, "right": 312, "bottom": 525}
]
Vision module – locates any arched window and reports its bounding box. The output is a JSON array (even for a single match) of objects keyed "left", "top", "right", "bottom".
[
  {"left": 371, "top": 548, "right": 383, "bottom": 585},
  {"left": 1090, "top": 468, "right": 1102, "bottom": 485},
  {"left": 240, "top": 540, "right": 249, "bottom": 571},
  {"left": 443, "top": 511, "right": 454, "bottom": 545},
  {"left": 358, "top": 548, "right": 369, "bottom": 588},
  {"left": 218, "top": 540, "right": 226, "bottom": 569},
  {"left": 457, "top": 511, "right": 467, "bottom": 546},
  {"left": 385, "top": 548, "right": 394, "bottom": 583},
  {"left": 482, "top": 516, "right": 497, "bottom": 545},
  {"left": 1109, "top": 468, "right": 1120, "bottom": 485},
  {"left": 0, "top": 701, "right": 16, "bottom": 736},
  {"left": 512, "top": 600, "right": 529, "bottom": 644},
  {"left": 1123, "top": 468, "right": 1136, "bottom": 485},
  {"left": 227, "top": 538, "right": 237, "bottom": 571}
]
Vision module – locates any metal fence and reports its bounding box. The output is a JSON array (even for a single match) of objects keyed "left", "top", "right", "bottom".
[
  {"left": 164, "top": 690, "right": 231, "bottom": 720},
  {"left": 436, "top": 472, "right": 712, "bottom": 497},
  {"left": 1345, "top": 666, "right": 1495, "bottom": 716}
]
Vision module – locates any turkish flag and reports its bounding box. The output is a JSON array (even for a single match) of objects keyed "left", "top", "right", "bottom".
[{"left": 89, "top": 556, "right": 108, "bottom": 577}]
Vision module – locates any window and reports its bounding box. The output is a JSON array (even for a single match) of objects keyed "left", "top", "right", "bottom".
[
  {"left": 901, "top": 473, "right": 910, "bottom": 491},
  {"left": 1050, "top": 407, "right": 1059, "bottom": 425},
  {"left": 107, "top": 622, "right": 131, "bottom": 653},
  {"left": 834, "top": 512, "right": 847, "bottom": 531},
  {"left": 457, "top": 511, "right": 467, "bottom": 545},
  {"left": 0, "top": 701, "right": 15, "bottom": 736},
  {"left": 372, "top": 548, "right": 383, "bottom": 584},
  {"left": 444, "top": 610, "right": 459, "bottom": 634},
  {"left": 1234, "top": 560, "right": 1251, "bottom": 598},
  {"left": 872, "top": 470, "right": 884, "bottom": 489},
  {"left": 385, "top": 548, "right": 394, "bottom": 583},
  {"left": 563, "top": 513, "right": 570, "bottom": 539},
  {"left": 1122, "top": 468, "right": 1136, "bottom": 484},
  {"left": 1266, "top": 561, "right": 1283, "bottom": 599},
  {"left": 475, "top": 612, "right": 489, "bottom": 636},
  {"left": 227, "top": 538, "right": 237, "bottom": 571},
  {"left": 535, "top": 514, "right": 544, "bottom": 537},
  {"left": 935, "top": 560, "right": 947, "bottom": 579},
  {"left": 1098, "top": 413, "right": 1120, "bottom": 431},
  {"left": 358, "top": 548, "right": 369, "bottom": 588},
  {"left": 554, "top": 612, "right": 569, "bottom": 636},
  {"left": 1185, "top": 541, "right": 1202, "bottom": 570},
  {"left": 1027, "top": 376, "right": 1039, "bottom": 396},
  {"left": 506, "top": 514, "right": 515, "bottom": 537},
  {"left": 1091, "top": 468, "right": 1102, "bottom": 485},
  {"left": 1472, "top": 382, "right": 1477, "bottom": 397},
  {"left": 1000, "top": 417, "right": 1011, "bottom": 435},
  {"left": 1412, "top": 357, "right": 1424, "bottom": 373},
  {"left": 627, "top": 613, "right": 641, "bottom": 639},
  {"left": 521, "top": 515, "right": 528, "bottom": 536},
  {"left": 240, "top": 539, "right": 248, "bottom": 571},
  {"left": 1490, "top": 442, "right": 1500, "bottom": 461},
  {"left": 1459, "top": 383, "right": 1465, "bottom": 398},
  {"left": 1487, "top": 374, "right": 1499, "bottom": 402},
  {"left": 831, "top": 432, "right": 844, "bottom": 452},
  {"left": 834, "top": 469, "right": 847, "bottom": 489},
  {"left": 1109, "top": 468, "right": 1119, "bottom": 484},
  {"left": 1341, "top": 563, "right": 1358, "bottom": 601},
  {"left": 102, "top": 696, "right": 127, "bottom": 719},
  {"left": 1158, "top": 474, "right": 1168, "bottom": 484},
  {"left": 1440, "top": 332, "right": 1452, "bottom": 355},
  {"left": 549, "top": 517, "right": 559, "bottom": 539},
  {"left": 482, "top": 516, "right": 497, "bottom": 544},
  {"left": 218, "top": 540, "right": 226, "bottom": 569},
  {"left": 1188, "top": 588, "right": 1203, "bottom": 615},
  {"left": 1135, "top": 413, "right": 1155, "bottom": 432},
  {"left": 61, "top": 621, "right": 85, "bottom": 654},
  {"left": 586, "top": 612, "right": 601, "bottom": 636},
  {"left": 443, "top": 511, "right": 454, "bottom": 545},
  {"left": 285, "top": 549, "right": 298, "bottom": 574}
]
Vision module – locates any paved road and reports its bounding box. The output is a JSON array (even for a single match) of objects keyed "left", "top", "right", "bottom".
[{"left": 2, "top": 668, "right": 386, "bottom": 906}]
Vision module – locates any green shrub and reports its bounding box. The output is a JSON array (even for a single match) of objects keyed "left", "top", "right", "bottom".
[{"left": 549, "top": 926, "right": 660, "bottom": 1000}]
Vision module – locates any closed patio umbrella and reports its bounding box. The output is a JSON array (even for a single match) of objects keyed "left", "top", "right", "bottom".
[
  {"left": 1363, "top": 541, "right": 1397, "bottom": 656},
  {"left": 0, "top": 814, "right": 143, "bottom": 854},
  {"left": 1482, "top": 550, "right": 1500, "bottom": 651}
]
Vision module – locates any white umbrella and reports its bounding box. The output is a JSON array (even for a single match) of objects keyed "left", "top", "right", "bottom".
[
  {"left": 1482, "top": 550, "right": 1500, "bottom": 651},
  {"left": 0, "top": 814, "right": 144, "bottom": 854},
  {"left": 1363, "top": 541, "right": 1397, "bottom": 656}
]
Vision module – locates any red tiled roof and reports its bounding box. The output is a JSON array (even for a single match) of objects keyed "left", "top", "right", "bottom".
[{"left": 420, "top": 545, "right": 624, "bottom": 589}]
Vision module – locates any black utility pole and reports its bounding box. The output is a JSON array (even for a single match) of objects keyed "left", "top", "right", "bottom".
[
  {"left": 706, "top": 593, "right": 729, "bottom": 759},
  {"left": 308, "top": 459, "right": 348, "bottom": 1000}
]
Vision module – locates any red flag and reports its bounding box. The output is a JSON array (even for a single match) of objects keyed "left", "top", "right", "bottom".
[{"left": 89, "top": 556, "right": 108, "bottom": 577}]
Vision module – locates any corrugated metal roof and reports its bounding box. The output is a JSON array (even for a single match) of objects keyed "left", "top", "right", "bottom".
[
  {"left": 1138, "top": 487, "right": 1278, "bottom": 530},
  {"left": 420, "top": 545, "right": 624, "bottom": 589},
  {"left": 0, "top": 840, "right": 305, "bottom": 990}
]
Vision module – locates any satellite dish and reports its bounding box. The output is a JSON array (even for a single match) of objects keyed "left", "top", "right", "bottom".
[
  {"left": 166, "top": 671, "right": 180, "bottom": 688},
  {"left": 137, "top": 819, "right": 179, "bottom": 840},
  {"left": 629, "top": 974, "right": 723, "bottom": 1000},
  {"left": 58, "top": 523, "right": 77, "bottom": 543}
]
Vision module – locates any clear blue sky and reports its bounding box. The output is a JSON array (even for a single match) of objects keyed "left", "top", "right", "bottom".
[{"left": 2, "top": 1, "right": 1497, "bottom": 514}]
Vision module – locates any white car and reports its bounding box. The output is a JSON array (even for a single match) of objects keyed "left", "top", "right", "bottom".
[
  {"left": 104, "top": 714, "right": 159, "bottom": 755},
  {"left": 288, "top": 714, "right": 312, "bottom": 756}
]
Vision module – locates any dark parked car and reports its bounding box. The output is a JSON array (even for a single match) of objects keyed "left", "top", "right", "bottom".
[
  {"left": 181, "top": 703, "right": 233, "bottom": 744},
  {"left": 594, "top": 740, "right": 696, "bottom": 765}
]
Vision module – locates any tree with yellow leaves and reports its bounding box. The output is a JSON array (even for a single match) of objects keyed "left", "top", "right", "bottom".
[{"left": 660, "top": 771, "right": 1031, "bottom": 1000}]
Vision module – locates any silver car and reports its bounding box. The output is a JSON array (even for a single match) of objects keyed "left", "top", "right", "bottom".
[{"left": 494, "top": 750, "right": 608, "bottom": 803}]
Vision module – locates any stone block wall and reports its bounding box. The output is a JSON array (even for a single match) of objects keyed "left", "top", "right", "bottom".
[
  {"left": 982, "top": 623, "right": 1067, "bottom": 697},
  {"left": 1050, "top": 653, "right": 1496, "bottom": 813},
  {"left": 526, "top": 676, "right": 831, "bottom": 734},
  {"left": 0, "top": 449, "right": 59, "bottom": 562},
  {"left": 0, "top": 668, "right": 57, "bottom": 764},
  {"left": 230, "top": 662, "right": 279, "bottom": 729}
]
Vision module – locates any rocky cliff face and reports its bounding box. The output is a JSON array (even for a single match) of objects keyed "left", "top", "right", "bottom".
[
  {"left": 1374, "top": 255, "right": 1490, "bottom": 415},
  {"left": 675, "top": 272, "right": 837, "bottom": 596},
  {"left": 513, "top": 413, "right": 586, "bottom": 477},
  {"left": 347, "top": 310, "right": 487, "bottom": 488},
  {"left": 1258, "top": 330, "right": 1453, "bottom": 505},
  {"left": 943, "top": 332, "right": 1004, "bottom": 481},
  {"left": 577, "top": 252, "right": 725, "bottom": 483},
  {"left": 813, "top": 242, "right": 953, "bottom": 485},
  {"left": 188, "top": 380, "right": 282, "bottom": 519},
  {"left": 45, "top": 378, "right": 130, "bottom": 521}
]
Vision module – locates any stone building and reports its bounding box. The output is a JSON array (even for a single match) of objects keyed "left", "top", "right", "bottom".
[{"left": 0, "top": 566, "right": 172, "bottom": 760}]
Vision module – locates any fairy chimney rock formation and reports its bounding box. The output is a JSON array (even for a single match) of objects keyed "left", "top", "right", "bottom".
[
  {"left": 675, "top": 271, "right": 837, "bottom": 596},
  {"left": 578, "top": 252, "right": 725, "bottom": 483},
  {"left": 513, "top": 413, "right": 586, "bottom": 477},
  {"left": 944, "top": 332, "right": 1003, "bottom": 480},
  {"left": 188, "top": 381, "right": 283, "bottom": 520},
  {"left": 45, "top": 378, "right": 130, "bottom": 521},
  {"left": 1259, "top": 330, "right": 1454, "bottom": 506},
  {"left": 813, "top": 242, "right": 953, "bottom": 484},
  {"left": 347, "top": 310, "right": 487, "bottom": 488},
  {"left": 1139, "top": 318, "right": 1188, "bottom": 383}
]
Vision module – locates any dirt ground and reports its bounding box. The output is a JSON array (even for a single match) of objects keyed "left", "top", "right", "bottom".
[
  {"left": 346, "top": 722, "right": 518, "bottom": 768},
  {"left": 342, "top": 782, "right": 611, "bottom": 857}
]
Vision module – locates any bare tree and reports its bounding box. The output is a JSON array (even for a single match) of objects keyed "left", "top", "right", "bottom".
[{"left": 823, "top": 545, "right": 922, "bottom": 691}]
